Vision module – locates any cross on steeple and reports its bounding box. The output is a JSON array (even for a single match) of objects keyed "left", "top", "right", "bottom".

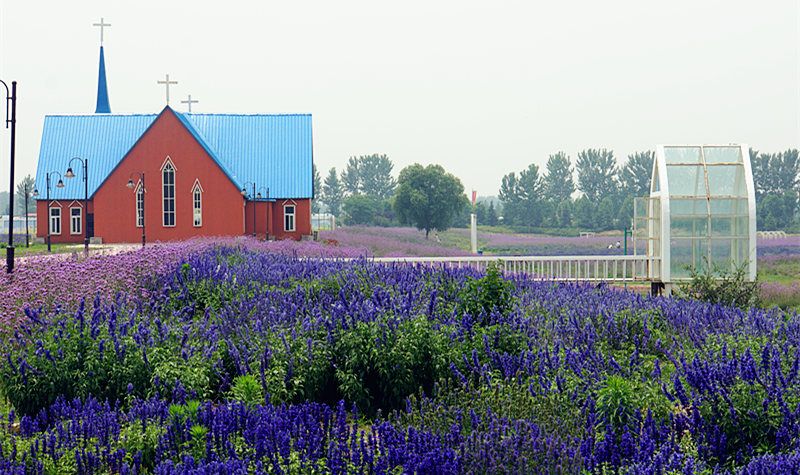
[
  {"left": 181, "top": 94, "right": 199, "bottom": 113},
  {"left": 157, "top": 74, "right": 178, "bottom": 104},
  {"left": 92, "top": 17, "right": 111, "bottom": 45}
]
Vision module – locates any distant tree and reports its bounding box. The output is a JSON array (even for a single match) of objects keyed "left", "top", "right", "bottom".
[
  {"left": 342, "top": 195, "right": 380, "bottom": 225},
  {"left": 322, "top": 168, "right": 344, "bottom": 217},
  {"left": 758, "top": 192, "right": 797, "bottom": 230},
  {"left": 499, "top": 172, "right": 522, "bottom": 225},
  {"left": 542, "top": 152, "right": 575, "bottom": 203},
  {"left": 573, "top": 196, "right": 595, "bottom": 229},
  {"left": 556, "top": 199, "right": 573, "bottom": 228},
  {"left": 358, "top": 154, "right": 396, "bottom": 199},
  {"left": 16, "top": 175, "right": 36, "bottom": 214},
  {"left": 341, "top": 157, "right": 361, "bottom": 195},
  {"left": 486, "top": 201, "right": 498, "bottom": 226},
  {"left": 576, "top": 148, "right": 618, "bottom": 203},
  {"left": 619, "top": 151, "right": 654, "bottom": 198},
  {"left": 394, "top": 164, "right": 465, "bottom": 238},
  {"left": 312, "top": 165, "right": 322, "bottom": 213}
]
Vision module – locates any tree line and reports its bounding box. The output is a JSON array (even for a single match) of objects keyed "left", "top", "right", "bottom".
[{"left": 313, "top": 147, "right": 800, "bottom": 234}]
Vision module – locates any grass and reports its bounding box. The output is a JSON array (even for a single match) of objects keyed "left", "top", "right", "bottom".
[{"left": 3, "top": 242, "right": 74, "bottom": 257}]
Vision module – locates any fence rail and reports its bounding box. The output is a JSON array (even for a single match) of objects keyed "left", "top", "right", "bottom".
[{"left": 369, "top": 255, "right": 656, "bottom": 282}]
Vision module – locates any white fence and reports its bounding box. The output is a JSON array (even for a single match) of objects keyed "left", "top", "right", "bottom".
[{"left": 370, "top": 255, "right": 654, "bottom": 283}]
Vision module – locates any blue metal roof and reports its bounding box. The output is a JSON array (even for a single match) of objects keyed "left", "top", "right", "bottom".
[
  {"left": 35, "top": 114, "right": 156, "bottom": 200},
  {"left": 35, "top": 108, "right": 313, "bottom": 200}
]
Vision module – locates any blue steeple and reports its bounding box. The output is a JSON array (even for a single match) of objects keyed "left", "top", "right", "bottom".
[{"left": 95, "top": 46, "right": 111, "bottom": 113}]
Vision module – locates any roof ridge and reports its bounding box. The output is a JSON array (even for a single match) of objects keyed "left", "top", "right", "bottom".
[
  {"left": 45, "top": 114, "right": 159, "bottom": 118},
  {"left": 184, "top": 113, "right": 312, "bottom": 117}
]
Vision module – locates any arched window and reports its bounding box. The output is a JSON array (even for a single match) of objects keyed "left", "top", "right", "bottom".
[
  {"left": 192, "top": 180, "right": 203, "bottom": 227},
  {"left": 162, "top": 159, "right": 175, "bottom": 227},
  {"left": 135, "top": 182, "right": 144, "bottom": 227}
]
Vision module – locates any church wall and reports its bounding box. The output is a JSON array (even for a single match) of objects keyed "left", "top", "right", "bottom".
[
  {"left": 92, "top": 109, "right": 245, "bottom": 243},
  {"left": 271, "top": 199, "right": 312, "bottom": 241},
  {"left": 35, "top": 199, "right": 95, "bottom": 244}
]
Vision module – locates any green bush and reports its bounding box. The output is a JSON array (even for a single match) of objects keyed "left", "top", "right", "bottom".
[
  {"left": 678, "top": 260, "right": 760, "bottom": 309},
  {"left": 457, "top": 263, "right": 516, "bottom": 320},
  {"left": 228, "top": 374, "right": 264, "bottom": 406}
]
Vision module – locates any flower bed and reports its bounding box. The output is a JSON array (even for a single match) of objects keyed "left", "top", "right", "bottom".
[{"left": 1, "top": 243, "right": 800, "bottom": 472}]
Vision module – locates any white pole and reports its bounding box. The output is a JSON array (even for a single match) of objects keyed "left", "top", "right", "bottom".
[{"left": 470, "top": 213, "right": 478, "bottom": 254}]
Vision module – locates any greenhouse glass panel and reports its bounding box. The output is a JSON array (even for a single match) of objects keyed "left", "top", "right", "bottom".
[
  {"left": 664, "top": 146, "right": 702, "bottom": 164},
  {"left": 706, "top": 165, "right": 745, "bottom": 196},
  {"left": 666, "top": 165, "right": 705, "bottom": 196},
  {"left": 703, "top": 146, "right": 743, "bottom": 164}
]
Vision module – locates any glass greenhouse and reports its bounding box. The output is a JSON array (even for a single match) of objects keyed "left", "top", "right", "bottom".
[{"left": 633, "top": 145, "right": 756, "bottom": 286}]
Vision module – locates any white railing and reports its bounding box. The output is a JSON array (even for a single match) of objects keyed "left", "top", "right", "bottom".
[{"left": 370, "top": 255, "right": 656, "bottom": 282}]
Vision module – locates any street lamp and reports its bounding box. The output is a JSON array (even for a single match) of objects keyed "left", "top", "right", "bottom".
[
  {"left": 65, "top": 157, "right": 89, "bottom": 254},
  {"left": 258, "top": 186, "right": 270, "bottom": 240},
  {"left": 0, "top": 79, "right": 17, "bottom": 273},
  {"left": 126, "top": 172, "right": 146, "bottom": 247},
  {"left": 23, "top": 182, "right": 33, "bottom": 247},
  {"left": 241, "top": 182, "right": 258, "bottom": 238},
  {"left": 33, "top": 171, "right": 64, "bottom": 252}
]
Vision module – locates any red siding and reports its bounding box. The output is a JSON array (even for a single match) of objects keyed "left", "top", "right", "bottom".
[
  {"left": 93, "top": 109, "right": 244, "bottom": 243},
  {"left": 36, "top": 200, "right": 94, "bottom": 244},
  {"left": 244, "top": 199, "right": 312, "bottom": 241}
]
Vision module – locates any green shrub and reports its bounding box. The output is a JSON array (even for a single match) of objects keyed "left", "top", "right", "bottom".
[
  {"left": 457, "top": 263, "right": 516, "bottom": 319},
  {"left": 228, "top": 374, "right": 264, "bottom": 406},
  {"left": 678, "top": 260, "right": 760, "bottom": 309}
]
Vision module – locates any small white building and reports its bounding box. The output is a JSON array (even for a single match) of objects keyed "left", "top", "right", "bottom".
[
  {"left": 0, "top": 214, "right": 37, "bottom": 235},
  {"left": 634, "top": 145, "right": 756, "bottom": 286}
]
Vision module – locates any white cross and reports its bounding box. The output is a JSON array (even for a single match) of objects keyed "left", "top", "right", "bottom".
[
  {"left": 92, "top": 17, "right": 111, "bottom": 45},
  {"left": 157, "top": 74, "right": 178, "bottom": 104},
  {"left": 181, "top": 94, "right": 199, "bottom": 113}
]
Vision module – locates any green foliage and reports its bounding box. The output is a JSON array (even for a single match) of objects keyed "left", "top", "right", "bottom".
[
  {"left": 394, "top": 163, "right": 466, "bottom": 238},
  {"left": 342, "top": 194, "right": 394, "bottom": 226},
  {"left": 312, "top": 164, "right": 322, "bottom": 213},
  {"left": 228, "top": 374, "right": 264, "bottom": 406},
  {"left": 596, "top": 375, "right": 671, "bottom": 431},
  {"left": 322, "top": 167, "right": 344, "bottom": 217},
  {"left": 457, "top": 263, "right": 515, "bottom": 319},
  {"left": 678, "top": 260, "right": 760, "bottom": 309},
  {"left": 543, "top": 152, "right": 575, "bottom": 203},
  {"left": 120, "top": 421, "right": 164, "bottom": 471}
]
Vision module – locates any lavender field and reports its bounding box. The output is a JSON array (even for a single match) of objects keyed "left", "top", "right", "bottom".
[{"left": 0, "top": 237, "right": 799, "bottom": 473}]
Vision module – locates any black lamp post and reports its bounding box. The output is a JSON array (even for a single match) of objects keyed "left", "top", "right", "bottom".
[
  {"left": 32, "top": 171, "right": 64, "bottom": 252},
  {"left": 126, "top": 172, "right": 146, "bottom": 247},
  {"left": 241, "top": 182, "right": 257, "bottom": 238},
  {"left": 65, "top": 157, "right": 89, "bottom": 254},
  {"left": 258, "top": 186, "right": 270, "bottom": 240},
  {"left": 23, "top": 182, "right": 32, "bottom": 247},
  {"left": 1, "top": 79, "right": 17, "bottom": 273}
]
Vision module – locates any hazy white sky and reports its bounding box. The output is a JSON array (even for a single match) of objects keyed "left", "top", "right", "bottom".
[{"left": 0, "top": 0, "right": 797, "bottom": 195}]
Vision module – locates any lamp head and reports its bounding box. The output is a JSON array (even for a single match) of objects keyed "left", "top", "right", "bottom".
[
  {"left": 56, "top": 179, "right": 65, "bottom": 188},
  {"left": 126, "top": 179, "right": 135, "bottom": 189},
  {"left": 64, "top": 167, "right": 75, "bottom": 179},
  {"left": 32, "top": 188, "right": 39, "bottom": 197},
  {"left": 240, "top": 188, "right": 247, "bottom": 196},
  {"left": 256, "top": 192, "right": 262, "bottom": 199}
]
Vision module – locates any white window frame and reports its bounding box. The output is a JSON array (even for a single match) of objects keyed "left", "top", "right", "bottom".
[
  {"left": 134, "top": 182, "right": 144, "bottom": 228},
  {"left": 284, "top": 203, "right": 296, "bottom": 232},
  {"left": 70, "top": 206, "right": 82, "bottom": 235},
  {"left": 161, "top": 157, "right": 176, "bottom": 227},
  {"left": 191, "top": 180, "right": 203, "bottom": 227},
  {"left": 49, "top": 204, "right": 62, "bottom": 235}
]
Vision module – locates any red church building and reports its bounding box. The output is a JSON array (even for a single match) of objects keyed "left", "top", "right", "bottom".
[{"left": 34, "top": 106, "right": 314, "bottom": 244}]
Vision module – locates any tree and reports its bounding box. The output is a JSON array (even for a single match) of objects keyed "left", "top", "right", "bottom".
[
  {"left": 498, "top": 164, "right": 546, "bottom": 226},
  {"left": 576, "top": 148, "right": 618, "bottom": 203},
  {"left": 573, "top": 196, "right": 595, "bottom": 229},
  {"left": 312, "top": 165, "right": 322, "bottom": 213},
  {"left": 393, "top": 164, "right": 465, "bottom": 238},
  {"left": 486, "top": 201, "right": 498, "bottom": 226},
  {"left": 16, "top": 175, "right": 36, "bottom": 214},
  {"left": 619, "top": 151, "right": 654, "bottom": 198},
  {"left": 542, "top": 152, "right": 575, "bottom": 203},
  {"left": 358, "top": 154, "right": 396, "bottom": 199},
  {"left": 322, "top": 168, "right": 344, "bottom": 217},
  {"left": 342, "top": 194, "right": 380, "bottom": 225},
  {"left": 499, "top": 172, "right": 522, "bottom": 225},
  {"left": 555, "top": 199, "right": 573, "bottom": 228},
  {"left": 341, "top": 157, "right": 361, "bottom": 195}
]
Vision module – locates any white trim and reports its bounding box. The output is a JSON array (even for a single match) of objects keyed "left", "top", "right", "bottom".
[
  {"left": 191, "top": 180, "right": 203, "bottom": 227},
  {"left": 162, "top": 160, "right": 176, "bottom": 227},
  {"left": 283, "top": 203, "right": 296, "bottom": 232},
  {"left": 67, "top": 200, "right": 84, "bottom": 209},
  {"left": 69, "top": 206, "right": 82, "bottom": 235},
  {"left": 49, "top": 206, "right": 62, "bottom": 235},
  {"left": 134, "top": 181, "right": 144, "bottom": 228},
  {"left": 740, "top": 143, "right": 757, "bottom": 280},
  {"left": 160, "top": 156, "right": 177, "bottom": 171}
]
